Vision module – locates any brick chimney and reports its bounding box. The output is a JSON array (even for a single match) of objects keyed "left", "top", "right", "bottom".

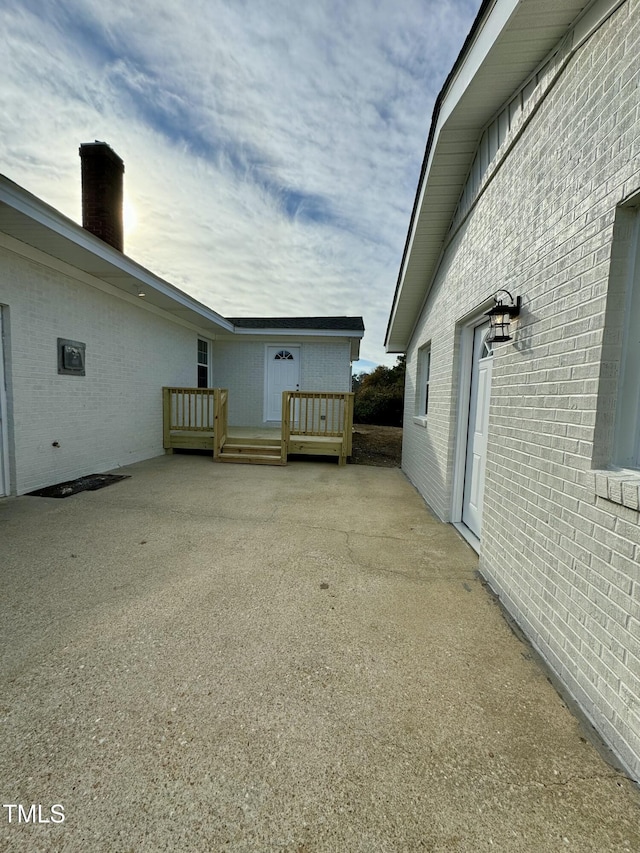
[{"left": 79, "top": 141, "right": 125, "bottom": 251}]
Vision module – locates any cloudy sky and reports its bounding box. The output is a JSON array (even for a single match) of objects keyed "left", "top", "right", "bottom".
[{"left": 2, "top": 0, "right": 480, "bottom": 370}]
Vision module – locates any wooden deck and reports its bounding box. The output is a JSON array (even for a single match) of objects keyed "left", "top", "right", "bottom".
[{"left": 162, "top": 388, "right": 354, "bottom": 466}]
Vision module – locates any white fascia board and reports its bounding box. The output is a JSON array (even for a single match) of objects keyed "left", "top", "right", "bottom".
[
  {"left": 0, "top": 176, "right": 77, "bottom": 236},
  {"left": 228, "top": 327, "right": 362, "bottom": 359},
  {"left": 438, "top": 0, "right": 518, "bottom": 128},
  {"left": 231, "top": 327, "right": 364, "bottom": 338},
  {"left": 0, "top": 176, "right": 234, "bottom": 334}
]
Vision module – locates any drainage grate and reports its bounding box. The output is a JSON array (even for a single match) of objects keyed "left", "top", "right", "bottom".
[{"left": 28, "top": 474, "right": 130, "bottom": 499}]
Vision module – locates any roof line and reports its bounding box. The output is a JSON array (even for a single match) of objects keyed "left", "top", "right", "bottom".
[
  {"left": 0, "top": 174, "right": 234, "bottom": 332},
  {"left": 384, "top": 0, "right": 495, "bottom": 348}
]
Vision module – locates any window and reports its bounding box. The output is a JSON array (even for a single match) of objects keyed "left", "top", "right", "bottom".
[
  {"left": 480, "top": 331, "right": 494, "bottom": 359},
  {"left": 197, "top": 339, "right": 209, "bottom": 388},
  {"left": 614, "top": 208, "right": 640, "bottom": 468},
  {"left": 274, "top": 350, "right": 294, "bottom": 360},
  {"left": 416, "top": 345, "right": 431, "bottom": 417},
  {"left": 592, "top": 198, "right": 640, "bottom": 508}
]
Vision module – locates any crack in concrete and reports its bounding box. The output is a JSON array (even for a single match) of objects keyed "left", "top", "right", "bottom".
[{"left": 521, "top": 770, "right": 625, "bottom": 790}]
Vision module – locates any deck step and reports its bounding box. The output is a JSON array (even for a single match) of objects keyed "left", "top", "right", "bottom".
[
  {"left": 218, "top": 451, "right": 283, "bottom": 465},
  {"left": 226, "top": 435, "right": 281, "bottom": 447},
  {"left": 218, "top": 435, "right": 284, "bottom": 465},
  {"left": 223, "top": 443, "right": 281, "bottom": 455}
]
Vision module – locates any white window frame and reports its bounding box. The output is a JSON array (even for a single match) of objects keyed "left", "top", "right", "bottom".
[
  {"left": 413, "top": 344, "right": 431, "bottom": 426},
  {"left": 197, "top": 338, "right": 210, "bottom": 388}
]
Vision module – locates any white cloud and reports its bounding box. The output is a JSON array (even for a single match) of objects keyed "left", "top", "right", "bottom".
[{"left": 0, "top": 0, "right": 480, "bottom": 365}]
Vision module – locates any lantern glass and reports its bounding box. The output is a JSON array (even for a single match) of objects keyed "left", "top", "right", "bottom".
[
  {"left": 485, "top": 292, "right": 521, "bottom": 343},
  {"left": 486, "top": 305, "right": 511, "bottom": 342}
]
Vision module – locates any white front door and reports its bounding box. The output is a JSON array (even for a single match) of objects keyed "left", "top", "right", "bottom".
[
  {"left": 0, "top": 308, "right": 8, "bottom": 497},
  {"left": 265, "top": 346, "right": 300, "bottom": 421},
  {"left": 462, "top": 323, "right": 493, "bottom": 539}
]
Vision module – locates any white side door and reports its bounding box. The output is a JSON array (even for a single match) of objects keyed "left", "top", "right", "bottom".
[
  {"left": 462, "top": 323, "right": 493, "bottom": 539},
  {"left": 0, "top": 308, "right": 8, "bottom": 497},
  {"left": 265, "top": 346, "right": 300, "bottom": 421}
]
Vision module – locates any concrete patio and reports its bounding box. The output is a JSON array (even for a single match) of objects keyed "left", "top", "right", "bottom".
[{"left": 1, "top": 454, "right": 639, "bottom": 852}]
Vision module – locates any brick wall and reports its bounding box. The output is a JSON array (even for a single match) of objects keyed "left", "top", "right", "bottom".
[
  {"left": 0, "top": 240, "right": 196, "bottom": 495},
  {"left": 79, "top": 142, "right": 124, "bottom": 252},
  {"left": 210, "top": 340, "right": 265, "bottom": 425},
  {"left": 403, "top": 1, "right": 640, "bottom": 778},
  {"left": 300, "top": 341, "right": 351, "bottom": 392}
]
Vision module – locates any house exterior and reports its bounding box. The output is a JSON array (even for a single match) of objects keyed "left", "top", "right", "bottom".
[
  {"left": 386, "top": 0, "right": 640, "bottom": 780},
  {"left": 212, "top": 317, "right": 361, "bottom": 426},
  {"left": 0, "top": 144, "right": 363, "bottom": 497}
]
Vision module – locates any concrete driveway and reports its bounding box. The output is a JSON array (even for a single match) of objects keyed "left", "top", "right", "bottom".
[{"left": 1, "top": 454, "right": 639, "bottom": 852}]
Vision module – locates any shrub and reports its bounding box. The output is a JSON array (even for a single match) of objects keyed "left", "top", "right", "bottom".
[{"left": 352, "top": 356, "right": 405, "bottom": 427}]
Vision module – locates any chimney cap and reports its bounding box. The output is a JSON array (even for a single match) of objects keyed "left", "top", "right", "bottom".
[{"left": 79, "top": 141, "right": 124, "bottom": 169}]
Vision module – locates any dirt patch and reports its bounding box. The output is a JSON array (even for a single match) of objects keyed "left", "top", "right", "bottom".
[{"left": 349, "top": 424, "right": 403, "bottom": 467}]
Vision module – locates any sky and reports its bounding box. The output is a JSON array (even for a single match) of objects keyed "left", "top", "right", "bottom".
[{"left": 1, "top": 0, "right": 480, "bottom": 371}]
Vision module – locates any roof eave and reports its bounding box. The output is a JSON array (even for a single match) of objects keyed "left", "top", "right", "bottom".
[
  {"left": 385, "top": 0, "right": 593, "bottom": 353},
  {"left": 0, "top": 175, "right": 234, "bottom": 336},
  {"left": 230, "top": 326, "right": 365, "bottom": 338}
]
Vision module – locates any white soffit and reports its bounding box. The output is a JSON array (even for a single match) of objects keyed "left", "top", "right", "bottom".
[{"left": 386, "top": 0, "right": 596, "bottom": 352}]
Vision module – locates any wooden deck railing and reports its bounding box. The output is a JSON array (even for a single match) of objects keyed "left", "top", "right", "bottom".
[
  {"left": 163, "top": 387, "right": 353, "bottom": 464},
  {"left": 282, "top": 391, "right": 354, "bottom": 459},
  {"left": 162, "top": 387, "right": 228, "bottom": 456},
  {"left": 213, "top": 388, "right": 228, "bottom": 460}
]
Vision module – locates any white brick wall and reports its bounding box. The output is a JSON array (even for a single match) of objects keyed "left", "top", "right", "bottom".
[
  {"left": 403, "top": 1, "right": 640, "bottom": 779},
  {"left": 210, "top": 340, "right": 265, "bottom": 425},
  {"left": 0, "top": 241, "right": 197, "bottom": 495},
  {"left": 211, "top": 338, "right": 351, "bottom": 426},
  {"left": 301, "top": 340, "right": 351, "bottom": 392}
]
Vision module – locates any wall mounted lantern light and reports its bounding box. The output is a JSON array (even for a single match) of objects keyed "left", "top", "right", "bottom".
[{"left": 485, "top": 289, "right": 522, "bottom": 343}]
